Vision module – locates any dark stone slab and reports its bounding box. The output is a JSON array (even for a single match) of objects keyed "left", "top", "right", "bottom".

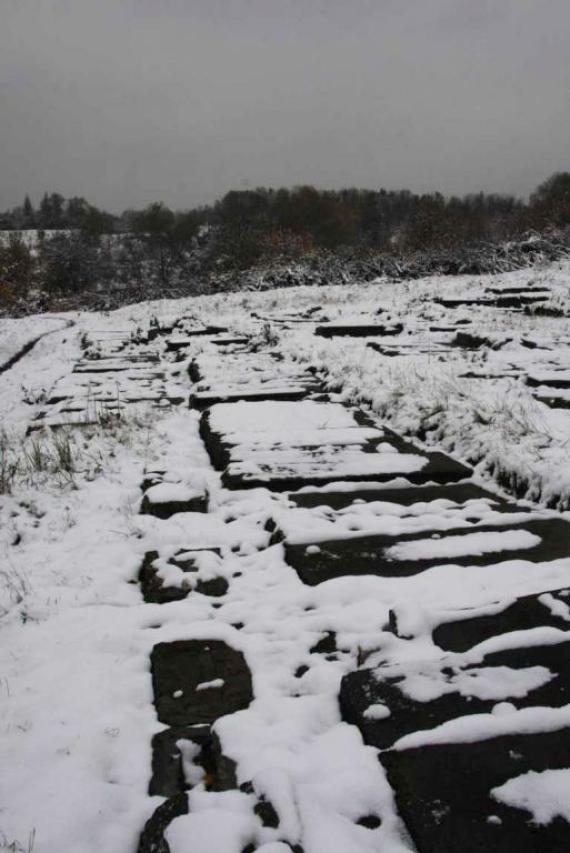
[
  {"left": 315, "top": 323, "right": 404, "bottom": 338},
  {"left": 167, "top": 325, "right": 228, "bottom": 343},
  {"left": 486, "top": 286, "right": 552, "bottom": 295},
  {"left": 285, "top": 517, "right": 570, "bottom": 585},
  {"left": 140, "top": 490, "right": 208, "bottom": 519},
  {"left": 534, "top": 392, "right": 570, "bottom": 409},
  {"left": 149, "top": 725, "right": 237, "bottom": 795},
  {"left": 309, "top": 631, "right": 337, "bottom": 654},
  {"left": 196, "top": 576, "right": 229, "bottom": 597},
  {"left": 151, "top": 640, "right": 253, "bottom": 727},
  {"left": 190, "top": 386, "right": 315, "bottom": 410},
  {"left": 341, "top": 638, "right": 570, "bottom": 750},
  {"left": 222, "top": 447, "right": 472, "bottom": 493},
  {"left": 452, "top": 332, "right": 511, "bottom": 350},
  {"left": 429, "top": 321, "right": 472, "bottom": 331},
  {"left": 289, "top": 482, "right": 507, "bottom": 511},
  {"left": 527, "top": 373, "right": 570, "bottom": 390},
  {"left": 435, "top": 297, "right": 494, "bottom": 308},
  {"left": 381, "top": 728, "right": 570, "bottom": 853},
  {"left": 139, "top": 550, "right": 227, "bottom": 604},
  {"left": 494, "top": 294, "right": 548, "bottom": 308},
  {"left": 188, "top": 360, "right": 203, "bottom": 383},
  {"left": 137, "top": 793, "right": 188, "bottom": 853},
  {"left": 433, "top": 587, "right": 570, "bottom": 653},
  {"left": 150, "top": 725, "right": 213, "bottom": 797},
  {"left": 140, "top": 551, "right": 187, "bottom": 604},
  {"left": 526, "top": 369, "right": 570, "bottom": 389},
  {"left": 211, "top": 337, "right": 250, "bottom": 346},
  {"left": 200, "top": 404, "right": 471, "bottom": 491},
  {"left": 199, "top": 408, "right": 384, "bottom": 471}
]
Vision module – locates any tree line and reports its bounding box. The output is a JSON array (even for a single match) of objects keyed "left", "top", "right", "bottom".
[{"left": 1, "top": 173, "right": 569, "bottom": 307}]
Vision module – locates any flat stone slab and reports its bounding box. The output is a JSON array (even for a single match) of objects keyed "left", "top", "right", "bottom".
[
  {"left": 341, "top": 638, "right": 570, "bottom": 750},
  {"left": 201, "top": 400, "right": 471, "bottom": 491},
  {"left": 150, "top": 725, "right": 213, "bottom": 797},
  {"left": 151, "top": 640, "right": 253, "bottom": 727},
  {"left": 381, "top": 728, "right": 570, "bottom": 853},
  {"left": 210, "top": 336, "right": 250, "bottom": 346},
  {"left": 367, "top": 342, "right": 455, "bottom": 357},
  {"left": 137, "top": 794, "right": 188, "bottom": 853},
  {"left": 433, "top": 587, "right": 570, "bottom": 653},
  {"left": 288, "top": 481, "right": 507, "bottom": 510},
  {"left": 284, "top": 517, "right": 570, "bottom": 585},
  {"left": 435, "top": 296, "right": 495, "bottom": 308},
  {"left": 140, "top": 482, "right": 208, "bottom": 518},
  {"left": 190, "top": 384, "right": 317, "bottom": 410},
  {"left": 527, "top": 369, "right": 570, "bottom": 389},
  {"left": 139, "top": 550, "right": 227, "bottom": 604},
  {"left": 315, "top": 322, "right": 404, "bottom": 338},
  {"left": 534, "top": 390, "right": 570, "bottom": 409},
  {"left": 189, "top": 352, "right": 314, "bottom": 385}
]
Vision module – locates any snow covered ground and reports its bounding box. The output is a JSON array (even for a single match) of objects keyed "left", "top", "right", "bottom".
[{"left": 1, "top": 259, "right": 570, "bottom": 852}]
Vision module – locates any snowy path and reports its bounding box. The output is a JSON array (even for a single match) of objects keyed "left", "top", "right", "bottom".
[
  {"left": 0, "top": 317, "right": 73, "bottom": 374},
  {"left": 3, "top": 268, "right": 570, "bottom": 853}
]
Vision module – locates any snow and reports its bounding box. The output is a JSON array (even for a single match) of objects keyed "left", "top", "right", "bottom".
[
  {"left": 384, "top": 529, "right": 542, "bottom": 562},
  {"left": 2, "top": 258, "right": 570, "bottom": 851},
  {"left": 208, "top": 400, "right": 358, "bottom": 434},
  {"left": 195, "top": 678, "right": 225, "bottom": 691},
  {"left": 491, "top": 768, "right": 570, "bottom": 825},
  {"left": 144, "top": 482, "right": 202, "bottom": 504},
  {"left": 396, "top": 664, "right": 553, "bottom": 703},
  {"left": 392, "top": 705, "right": 570, "bottom": 751}
]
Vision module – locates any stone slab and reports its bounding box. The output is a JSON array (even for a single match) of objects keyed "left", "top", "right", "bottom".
[
  {"left": 433, "top": 587, "right": 570, "bottom": 653},
  {"left": 151, "top": 640, "right": 253, "bottom": 727},
  {"left": 288, "top": 482, "right": 507, "bottom": 510},
  {"left": 284, "top": 518, "right": 570, "bottom": 585},
  {"left": 315, "top": 323, "right": 404, "bottom": 338},
  {"left": 381, "top": 728, "right": 570, "bottom": 853},
  {"left": 341, "top": 639, "right": 570, "bottom": 750}
]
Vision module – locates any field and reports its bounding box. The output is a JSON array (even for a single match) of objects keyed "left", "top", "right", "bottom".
[{"left": 1, "top": 259, "right": 570, "bottom": 853}]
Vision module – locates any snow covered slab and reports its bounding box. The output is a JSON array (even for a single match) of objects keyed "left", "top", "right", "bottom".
[
  {"left": 151, "top": 640, "right": 253, "bottom": 727},
  {"left": 207, "top": 400, "right": 358, "bottom": 435},
  {"left": 534, "top": 388, "right": 570, "bottom": 409},
  {"left": 140, "top": 482, "right": 208, "bottom": 518},
  {"left": 190, "top": 382, "right": 318, "bottom": 410},
  {"left": 166, "top": 330, "right": 229, "bottom": 350},
  {"left": 188, "top": 351, "right": 315, "bottom": 385},
  {"left": 341, "top": 638, "right": 570, "bottom": 751},
  {"left": 201, "top": 400, "right": 471, "bottom": 490},
  {"left": 73, "top": 357, "right": 160, "bottom": 372},
  {"left": 433, "top": 588, "right": 570, "bottom": 653},
  {"left": 139, "top": 549, "right": 227, "bottom": 604},
  {"left": 172, "top": 321, "right": 228, "bottom": 336},
  {"left": 289, "top": 481, "right": 509, "bottom": 510},
  {"left": 368, "top": 341, "right": 455, "bottom": 357},
  {"left": 273, "top": 500, "right": 536, "bottom": 547},
  {"left": 224, "top": 447, "right": 429, "bottom": 490},
  {"left": 284, "top": 518, "right": 570, "bottom": 585},
  {"left": 527, "top": 369, "right": 570, "bottom": 389},
  {"left": 315, "top": 322, "right": 404, "bottom": 337},
  {"left": 149, "top": 725, "right": 213, "bottom": 797},
  {"left": 381, "top": 727, "right": 570, "bottom": 853}
]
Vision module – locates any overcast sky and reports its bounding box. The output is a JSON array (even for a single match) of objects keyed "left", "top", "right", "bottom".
[{"left": 1, "top": 0, "right": 569, "bottom": 212}]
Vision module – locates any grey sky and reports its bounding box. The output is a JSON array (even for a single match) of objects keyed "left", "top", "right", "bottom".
[{"left": 1, "top": 0, "right": 569, "bottom": 211}]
